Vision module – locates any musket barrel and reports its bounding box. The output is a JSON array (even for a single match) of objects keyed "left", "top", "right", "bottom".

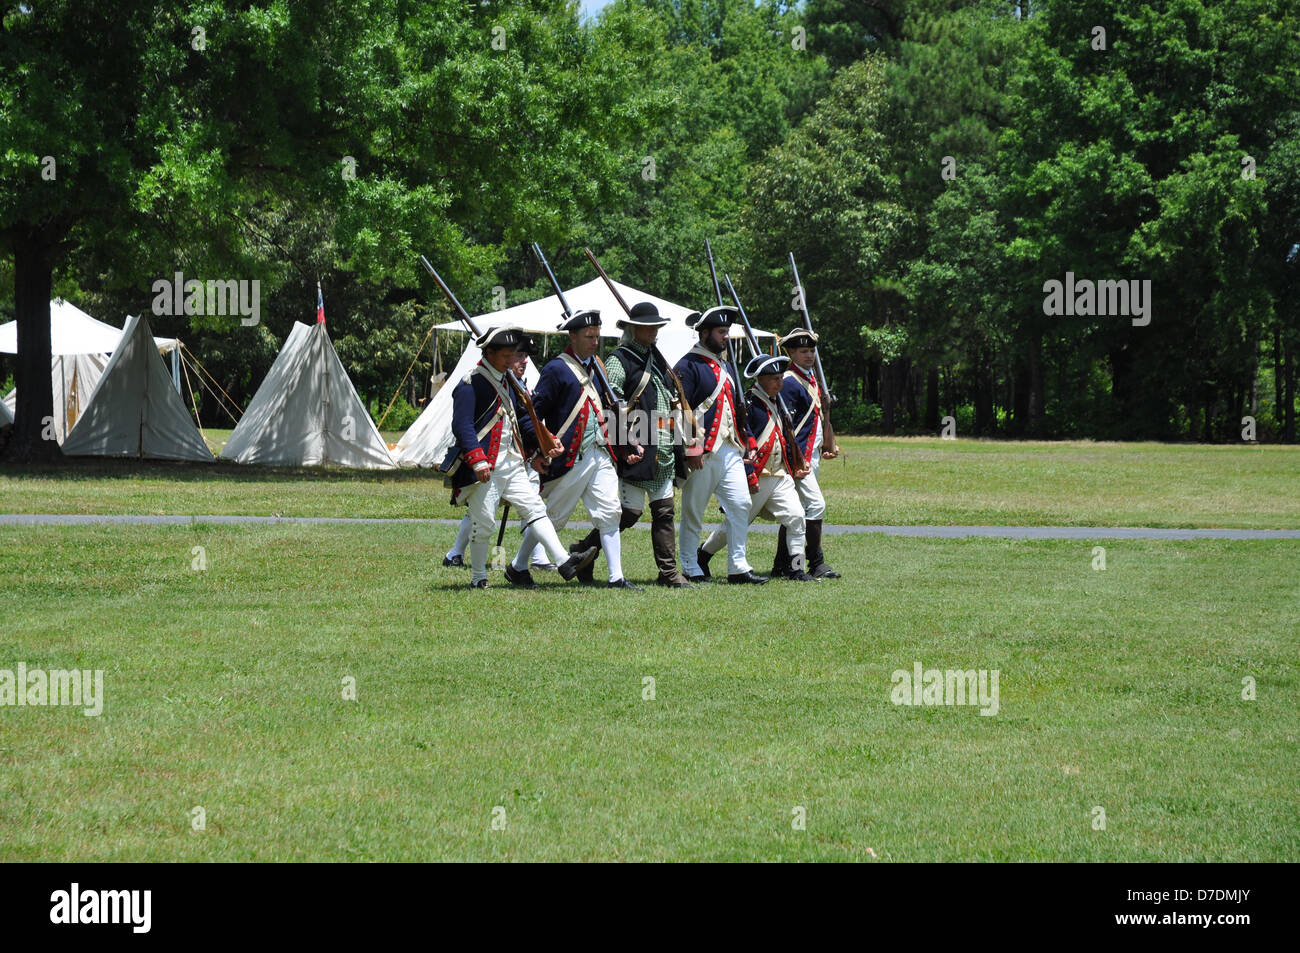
[
  {"left": 532, "top": 242, "right": 574, "bottom": 319},
  {"left": 723, "top": 274, "right": 763, "bottom": 360},
  {"left": 788, "top": 253, "right": 833, "bottom": 402},
  {"left": 419, "top": 255, "right": 482, "bottom": 340},
  {"left": 705, "top": 240, "right": 724, "bottom": 307},
  {"left": 584, "top": 248, "right": 632, "bottom": 315}
]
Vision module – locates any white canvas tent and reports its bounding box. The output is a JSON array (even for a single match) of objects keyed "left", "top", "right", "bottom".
[
  {"left": 219, "top": 321, "right": 395, "bottom": 469},
  {"left": 0, "top": 393, "right": 12, "bottom": 426},
  {"left": 393, "top": 276, "right": 775, "bottom": 468},
  {"left": 2, "top": 298, "right": 181, "bottom": 442},
  {"left": 60, "top": 313, "right": 212, "bottom": 462}
]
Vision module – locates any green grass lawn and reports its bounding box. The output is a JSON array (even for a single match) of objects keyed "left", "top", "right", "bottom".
[
  {"left": 1, "top": 524, "right": 1296, "bottom": 861},
  {"left": 2, "top": 436, "right": 1298, "bottom": 527}
]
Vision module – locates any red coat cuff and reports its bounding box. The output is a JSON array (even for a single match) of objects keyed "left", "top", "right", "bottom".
[
  {"left": 464, "top": 447, "right": 488, "bottom": 467},
  {"left": 746, "top": 437, "right": 758, "bottom": 453}
]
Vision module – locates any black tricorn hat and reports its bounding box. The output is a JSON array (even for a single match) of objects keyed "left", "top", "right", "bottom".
[
  {"left": 744, "top": 354, "right": 790, "bottom": 379},
  {"left": 558, "top": 309, "right": 601, "bottom": 332},
  {"left": 778, "top": 327, "right": 819, "bottom": 350},
  {"left": 689, "top": 306, "right": 738, "bottom": 331},
  {"left": 477, "top": 325, "right": 525, "bottom": 350}
]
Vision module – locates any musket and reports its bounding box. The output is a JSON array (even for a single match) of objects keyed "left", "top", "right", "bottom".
[
  {"left": 418, "top": 254, "right": 561, "bottom": 457},
  {"left": 582, "top": 247, "right": 702, "bottom": 453},
  {"left": 723, "top": 274, "right": 810, "bottom": 477},
  {"left": 704, "top": 241, "right": 754, "bottom": 450},
  {"left": 788, "top": 252, "right": 839, "bottom": 456},
  {"left": 529, "top": 243, "right": 632, "bottom": 470}
]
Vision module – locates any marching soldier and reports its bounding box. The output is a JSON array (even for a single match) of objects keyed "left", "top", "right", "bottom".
[
  {"left": 525, "top": 309, "right": 644, "bottom": 590},
  {"left": 444, "top": 336, "right": 551, "bottom": 569},
  {"left": 569, "top": 301, "right": 692, "bottom": 587},
  {"left": 448, "top": 326, "right": 598, "bottom": 588},
  {"left": 697, "top": 354, "right": 815, "bottom": 581},
  {"left": 673, "top": 306, "right": 767, "bottom": 584},
  {"left": 778, "top": 328, "right": 841, "bottom": 578}
]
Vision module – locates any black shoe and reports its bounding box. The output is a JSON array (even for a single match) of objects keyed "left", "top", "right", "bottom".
[
  {"left": 504, "top": 564, "right": 538, "bottom": 589},
  {"left": 608, "top": 578, "right": 643, "bottom": 591},
  {"left": 727, "top": 571, "right": 769, "bottom": 585},
  {"left": 810, "top": 562, "right": 842, "bottom": 579},
  {"left": 769, "top": 561, "right": 790, "bottom": 579},
  {"left": 443, "top": 555, "right": 464, "bottom": 568},
  {"left": 558, "top": 545, "right": 599, "bottom": 581},
  {"left": 696, "top": 548, "right": 713, "bottom": 579},
  {"left": 469, "top": 578, "right": 488, "bottom": 589},
  {"left": 786, "top": 569, "right": 818, "bottom": 581},
  {"left": 685, "top": 574, "right": 711, "bottom": 585}
]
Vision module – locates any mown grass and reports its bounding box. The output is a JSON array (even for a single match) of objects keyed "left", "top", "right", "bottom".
[
  {"left": 1, "top": 436, "right": 1298, "bottom": 528},
  {"left": 1, "top": 525, "right": 1295, "bottom": 861}
]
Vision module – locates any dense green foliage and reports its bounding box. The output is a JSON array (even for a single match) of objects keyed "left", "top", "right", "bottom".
[{"left": 2, "top": 0, "right": 1298, "bottom": 449}]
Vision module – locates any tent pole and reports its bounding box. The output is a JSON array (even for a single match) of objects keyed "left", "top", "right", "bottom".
[{"left": 60, "top": 356, "right": 69, "bottom": 438}]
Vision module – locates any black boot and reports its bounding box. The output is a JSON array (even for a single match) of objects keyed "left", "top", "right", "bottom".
[
  {"left": 649, "top": 498, "right": 692, "bottom": 587},
  {"left": 770, "top": 525, "right": 790, "bottom": 578},
  {"left": 696, "top": 547, "right": 713, "bottom": 579},
  {"left": 570, "top": 527, "right": 600, "bottom": 584},
  {"left": 806, "top": 519, "right": 841, "bottom": 579}
]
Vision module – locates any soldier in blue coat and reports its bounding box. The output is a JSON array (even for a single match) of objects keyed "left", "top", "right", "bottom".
[
  {"left": 777, "top": 328, "right": 841, "bottom": 578},
  {"left": 522, "top": 309, "right": 644, "bottom": 590},
  {"left": 446, "top": 325, "right": 597, "bottom": 588},
  {"left": 673, "top": 306, "right": 767, "bottom": 584}
]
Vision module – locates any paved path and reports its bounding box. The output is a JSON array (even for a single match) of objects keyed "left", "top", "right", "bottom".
[{"left": 1, "top": 513, "right": 1296, "bottom": 539}]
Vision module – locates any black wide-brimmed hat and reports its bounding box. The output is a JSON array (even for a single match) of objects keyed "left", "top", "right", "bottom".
[
  {"left": 744, "top": 354, "right": 790, "bottom": 379},
  {"left": 688, "top": 306, "right": 738, "bottom": 331},
  {"left": 558, "top": 309, "right": 601, "bottom": 332},
  {"left": 477, "top": 325, "right": 526, "bottom": 350},
  {"left": 618, "top": 300, "right": 670, "bottom": 329},
  {"left": 778, "top": 327, "right": 819, "bottom": 350}
]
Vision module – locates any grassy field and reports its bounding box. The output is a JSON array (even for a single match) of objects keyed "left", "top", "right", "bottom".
[
  {"left": 2, "top": 436, "right": 1299, "bottom": 527},
  {"left": 1, "top": 522, "right": 1296, "bottom": 861}
]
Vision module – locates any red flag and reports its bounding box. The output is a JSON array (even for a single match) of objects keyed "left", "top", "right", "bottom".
[{"left": 316, "top": 281, "right": 325, "bottom": 324}]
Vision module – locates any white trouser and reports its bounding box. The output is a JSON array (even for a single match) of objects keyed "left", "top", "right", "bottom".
[
  {"left": 678, "top": 442, "right": 751, "bottom": 576},
  {"left": 461, "top": 453, "right": 566, "bottom": 583},
  {"left": 542, "top": 449, "right": 622, "bottom": 532},
  {"left": 534, "top": 447, "right": 623, "bottom": 582},
  {"left": 794, "top": 448, "right": 825, "bottom": 520},
  {"left": 449, "top": 465, "right": 548, "bottom": 564},
  {"left": 703, "top": 471, "right": 805, "bottom": 561},
  {"left": 620, "top": 474, "right": 674, "bottom": 513}
]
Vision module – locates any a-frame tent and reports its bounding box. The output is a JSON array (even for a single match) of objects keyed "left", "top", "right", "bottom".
[
  {"left": 219, "top": 321, "right": 395, "bottom": 468},
  {"left": 60, "top": 313, "right": 213, "bottom": 462}
]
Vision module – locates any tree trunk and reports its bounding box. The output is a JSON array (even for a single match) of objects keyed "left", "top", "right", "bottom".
[
  {"left": 1027, "top": 332, "right": 1044, "bottom": 435},
  {"left": 6, "top": 239, "right": 60, "bottom": 462},
  {"left": 974, "top": 351, "right": 994, "bottom": 435},
  {"left": 925, "top": 366, "right": 940, "bottom": 431},
  {"left": 1275, "top": 326, "right": 1284, "bottom": 419},
  {"left": 1286, "top": 342, "right": 1296, "bottom": 444},
  {"left": 881, "top": 361, "right": 896, "bottom": 434}
]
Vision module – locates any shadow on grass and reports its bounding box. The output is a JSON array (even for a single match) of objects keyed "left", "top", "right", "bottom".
[{"left": 0, "top": 455, "right": 445, "bottom": 485}]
